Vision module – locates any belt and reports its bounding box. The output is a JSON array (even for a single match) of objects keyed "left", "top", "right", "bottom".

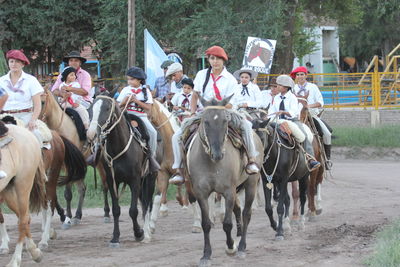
[
  {"left": 246, "top": 107, "right": 257, "bottom": 110},
  {"left": 1, "top": 108, "right": 33, "bottom": 114},
  {"left": 127, "top": 106, "right": 145, "bottom": 113}
]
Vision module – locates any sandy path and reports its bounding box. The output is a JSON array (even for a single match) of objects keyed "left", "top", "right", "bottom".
[{"left": 0, "top": 159, "right": 399, "bottom": 267}]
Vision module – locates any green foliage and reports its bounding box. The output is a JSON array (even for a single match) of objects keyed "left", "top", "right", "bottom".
[
  {"left": 0, "top": 50, "right": 7, "bottom": 76},
  {"left": 0, "top": 0, "right": 99, "bottom": 64},
  {"left": 332, "top": 125, "right": 400, "bottom": 147},
  {"left": 365, "top": 219, "right": 400, "bottom": 267},
  {"left": 339, "top": 0, "right": 400, "bottom": 62}
]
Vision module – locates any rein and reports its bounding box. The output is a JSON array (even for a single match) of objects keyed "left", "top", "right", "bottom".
[{"left": 41, "top": 91, "right": 67, "bottom": 131}]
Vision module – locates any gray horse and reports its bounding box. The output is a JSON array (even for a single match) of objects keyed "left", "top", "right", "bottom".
[{"left": 185, "top": 97, "right": 263, "bottom": 266}]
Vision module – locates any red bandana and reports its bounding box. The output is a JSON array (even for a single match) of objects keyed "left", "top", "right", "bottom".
[{"left": 210, "top": 73, "right": 222, "bottom": 101}]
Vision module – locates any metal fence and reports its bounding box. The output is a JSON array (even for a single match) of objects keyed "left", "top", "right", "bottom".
[{"left": 257, "top": 72, "right": 400, "bottom": 109}]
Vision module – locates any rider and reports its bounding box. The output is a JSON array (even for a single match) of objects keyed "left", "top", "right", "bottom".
[
  {"left": 116, "top": 67, "right": 160, "bottom": 172},
  {"left": 170, "top": 77, "right": 195, "bottom": 121},
  {"left": 232, "top": 68, "right": 263, "bottom": 110},
  {"left": 290, "top": 66, "right": 332, "bottom": 169},
  {"left": 268, "top": 74, "right": 321, "bottom": 171},
  {"left": 0, "top": 49, "right": 44, "bottom": 146},
  {"left": 169, "top": 45, "right": 260, "bottom": 184}
]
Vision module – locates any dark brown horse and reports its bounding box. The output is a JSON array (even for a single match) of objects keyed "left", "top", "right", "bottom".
[{"left": 87, "top": 96, "right": 156, "bottom": 247}]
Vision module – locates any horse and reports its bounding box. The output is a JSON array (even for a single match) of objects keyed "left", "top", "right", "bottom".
[
  {"left": 87, "top": 95, "right": 156, "bottom": 247},
  {"left": 184, "top": 97, "right": 263, "bottom": 266},
  {"left": 41, "top": 86, "right": 90, "bottom": 227},
  {"left": 254, "top": 117, "right": 310, "bottom": 240},
  {"left": 291, "top": 103, "right": 324, "bottom": 220},
  {"left": 0, "top": 123, "right": 47, "bottom": 267},
  {"left": 148, "top": 100, "right": 190, "bottom": 233},
  {"left": 0, "top": 116, "right": 87, "bottom": 250}
]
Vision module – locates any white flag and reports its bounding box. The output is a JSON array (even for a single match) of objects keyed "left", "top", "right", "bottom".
[{"left": 144, "top": 29, "right": 168, "bottom": 89}]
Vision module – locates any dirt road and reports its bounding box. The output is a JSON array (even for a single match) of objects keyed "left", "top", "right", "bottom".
[{"left": 1, "top": 159, "right": 399, "bottom": 267}]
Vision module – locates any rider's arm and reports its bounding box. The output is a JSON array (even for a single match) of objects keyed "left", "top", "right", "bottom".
[{"left": 190, "top": 91, "right": 199, "bottom": 114}]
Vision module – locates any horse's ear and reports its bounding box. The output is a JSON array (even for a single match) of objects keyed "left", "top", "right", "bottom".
[
  {"left": 199, "top": 95, "right": 212, "bottom": 107},
  {"left": 220, "top": 94, "right": 234, "bottom": 106},
  {"left": 260, "top": 118, "right": 270, "bottom": 128}
]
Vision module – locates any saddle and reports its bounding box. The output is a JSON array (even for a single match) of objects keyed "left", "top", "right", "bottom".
[
  {"left": 0, "top": 121, "right": 12, "bottom": 148},
  {"left": 124, "top": 113, "right": 149, "bottom": 150},
  {"left": 269, "top": 122, "right": 295, "bottom": 145}
]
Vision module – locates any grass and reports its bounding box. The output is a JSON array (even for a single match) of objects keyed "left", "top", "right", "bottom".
[
  {"left": 365, "top": 219, "right": 400, "bottom": 267},
  {"left": 332, "top": 125, "right": 400, "bottom": 147}
]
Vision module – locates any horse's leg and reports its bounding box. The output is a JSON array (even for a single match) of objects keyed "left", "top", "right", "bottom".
[
  {"left": 128, "top": 180, "right": 144, "bottom": 242},
  {"left": 283, "top": 187, "right": 291, "bottom": 233},
  {"left": 55, "top": 201, "right": 66, "bottom": 223},
  {"left": 98, "top": 164, "right": 111, "bottom": 223},
  {"left": 275, "top": 179, "right": 288, "bottom": 240},
  {"left": 262, "top": 178, "right": 277, "bottom": 231},
  {"left": 222, "top": 190, "right": 236, "bottom": 256},
  {"left": 63, "top": 183, "right": 73, "bottom": 229},
  {"left": 107, "top": 179, "right": 121, "bottom": 248},
  {"left": 308, "top": 171, "right": 317, "bottom": 220},
  {"left": 150, "top": 170, "right": 169, "bottom": 233},
  {"left": 291, "top": 181, "right": 300, "bottom": 221},
  {"left": 238, "top": 176, "right": 258, "bottom": 258},
  {"left": 316, "top": 183, "right": 323, "bottom": 215},
  {"left": 38, "top": 203, "right": 52, "bottom": 250},
  {"left": 72, "top": 179, "right": 86, "bottom": 224},
  {"left": 233, "top": 197, "right": 242, "bottom": 237},
  {"left": 298, "top": 174, "right": 309, "bottom": 230},
  {"left": 196, "top": 195, "right": 213, "bottom": 267},
  {"left": 0, "top": 208, "right": 10, "bottom": 254}
]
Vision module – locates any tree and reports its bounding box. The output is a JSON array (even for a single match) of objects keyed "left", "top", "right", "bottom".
[{"left": 0, "top": 0, "right": 99, "bottom": 69}]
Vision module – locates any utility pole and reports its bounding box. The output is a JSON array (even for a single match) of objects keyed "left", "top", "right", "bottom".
[{"left": 127, "top": 0, "right": 136, "bottom": 68}]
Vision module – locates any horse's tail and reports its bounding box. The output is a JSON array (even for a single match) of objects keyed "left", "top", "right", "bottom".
[
  {"left": 30, "top": 159, "right": 47, "bottom": 214},
  {"left": 58, "top": 136, "right": 87, "bottom": 186},
  {"left": 140, "top": 171, "right": 157, "bottom": 219}
]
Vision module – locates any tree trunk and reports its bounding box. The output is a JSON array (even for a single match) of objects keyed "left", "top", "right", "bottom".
[
  {"left": 127, "top": 0, "right": 136, "bottom": 68},
  {"left": 271, "top": 0, "right": 298, "bottom": 74}
]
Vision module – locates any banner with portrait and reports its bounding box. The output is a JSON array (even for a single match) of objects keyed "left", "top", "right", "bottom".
[{"left": 242, "top": 37, "right": 276, "bottom": 74}]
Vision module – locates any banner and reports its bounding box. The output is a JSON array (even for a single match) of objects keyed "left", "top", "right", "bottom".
[
  {"left": 144, "top": 29, "right": 168, "bottom": 89},
  {"left": 242, "top": 37, "right": 276, "bottom": 74}
]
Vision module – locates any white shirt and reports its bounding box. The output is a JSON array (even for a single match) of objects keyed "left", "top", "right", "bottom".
[
  {"left": 60, "top": 81, "right": 83, "bottom": 102},
  {"left": 293, "top": 82, "right": 324, "bottom": 114},
  {"left": 117, "top": 86, "right": 153, "bottom": 114},
  {"left": 170, "top": 75, "right": 188, "bottom": 94},
  {"left": 232, "top": 82, "right": 262, "bottom": 109},
  {"left": 0, "top": 71, "right": 44, "bottom": 111},
  {"left": 171, "top": 92, "right": 193, "bottom": 109},
  {"left": 268, "top": 90, "right": 299, "bottom": 119},
  {"left": 193, "top": 67, "right": 237, "bottom": 103}
]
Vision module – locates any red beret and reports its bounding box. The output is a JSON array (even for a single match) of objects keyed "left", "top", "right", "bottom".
[
  {"left": 290, "top": 66, "right": 308, "bottom": 79},
  {"left": 205, "top": 46, "right": 228, "bottom": 61},
  {"left": 6, "top": 50, "right": 30, "bottom": 65}
]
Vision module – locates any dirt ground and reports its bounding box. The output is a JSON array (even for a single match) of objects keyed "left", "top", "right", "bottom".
[{"left": 1, "top": 159, "right": 399, "bottom": 267}]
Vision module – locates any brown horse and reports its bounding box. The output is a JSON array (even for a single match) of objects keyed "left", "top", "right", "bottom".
[
  {"left": 0, "top": 124, "right": 47, "bottom": 267},
  {"left": 291, "top": 104, "right": 325, "bottom": 223},
  {"left": 148, "top": 100, "right": 188, "bottom": 233},
  {"left": 41, "top": 87, "right": 90, "bottom": 227},
  {"left": 0, "top": 116, "right": 86, "bottom": 250}
]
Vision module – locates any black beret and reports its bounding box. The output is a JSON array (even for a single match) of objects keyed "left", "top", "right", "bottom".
[
  {"left": 61, "top": 67, "right": 77, "bottom": 82},
  {"left": 126, "top": 67, "right": 147, "bottom": 80}
]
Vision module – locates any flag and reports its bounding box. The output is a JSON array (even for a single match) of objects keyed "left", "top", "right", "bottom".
[{"left": 144, "top": 29, "right": 168, "bottom": 90}]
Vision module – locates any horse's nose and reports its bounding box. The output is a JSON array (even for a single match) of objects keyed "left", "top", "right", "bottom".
[{"left": 211, "top": 151, "right": 224, "bottom": 162}]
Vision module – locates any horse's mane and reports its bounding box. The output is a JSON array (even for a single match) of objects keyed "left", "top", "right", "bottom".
[{"left": 153, "top": 100, "right": 180, "bottom": 133}]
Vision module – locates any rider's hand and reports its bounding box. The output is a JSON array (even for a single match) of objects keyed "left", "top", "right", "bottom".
[{"left": 28, "top": 119, "right": 37, "bottom": 130}]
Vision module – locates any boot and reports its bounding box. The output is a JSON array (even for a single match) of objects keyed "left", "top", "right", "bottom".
[
  {"left": 324, "top": 144, "right": 332, "bottom": 170},
  {"left": 308, "top": 160, "right": 321, "bottom": 171},
  {"left": 149, "top": 154, "right": 161, "bottom": 173},
  {"left": 169, "top": 168, "right": 185, "bottom": 185}
]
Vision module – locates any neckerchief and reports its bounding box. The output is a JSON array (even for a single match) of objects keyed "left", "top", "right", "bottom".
[
  {"left": 241, "top": 84, "right": 249, "bottom": 96},
  {"left": 131, "top": 87, "right": 142, "bottom": 94},
  {"left": 279, "top": 95, "right": 286, "bottom": 119},
  {"left": 181, "top": 93, "right": 191, "bottom": 107},
  {"left": 6, "top": 78, "right": 25, "bottom": 95},
  {"left": 297, "top": 82, "right": 308, "bottom": 95},
  {"left": 210, "top": 73, "right": 222, "bottom": 101}
]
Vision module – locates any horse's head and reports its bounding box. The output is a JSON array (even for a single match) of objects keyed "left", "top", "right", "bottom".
[
  {"left": 199, "top": 95, "right": 233, "bottom": 162},
  {"left": 87, "top": 96, "right": 118, "bottom": 142}
]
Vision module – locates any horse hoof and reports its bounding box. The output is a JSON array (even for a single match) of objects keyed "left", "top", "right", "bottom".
[
  {"left": 237, "top": 251, "right": 246, "bottom": 259},
  {"left": 316, "top": 208, "right": 323, "bottom": 215},
  {"left": 225, "top": 242, "right": 237, "bottom": 256},
  {"left": 192, "top": 226, "right": 202, "bottom": 233},
  {"left": 135, "top": 230, "right": 145, "bottom": 242},
  {"left": 150, "top": 226, "right": 156, "bottom": 234},
  {"left": 275, "top": 235, "right": 284, "bottom": 241},
  {"left": 31, "top": 248, "right": 43, "bottom": 263},
  {"left": 38, "top": 242, "right": 48, "bottom": 251},
  {"left": 199, "top": 258, "right": 211, "bottom": 267},
  {"left": 109, "top": 242, "right": 120, "bottom": 248},
  {"left": 104, "top": 217, "right": 112, "bottom": 224},
  {"left": 0, "top": 248, "right": 9, "bottom": 255},
  {"left": 50, "top": 228, "right": 57, "bottom": 240},
  {"left": 181, "top": 205, "right": 189, "bottom": 210},
  {"left": 160, "top": 205, "right": 168, "bottom": 217},
  {"left": 71, "top": 218, "right": 81, "bottom": 225}
]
